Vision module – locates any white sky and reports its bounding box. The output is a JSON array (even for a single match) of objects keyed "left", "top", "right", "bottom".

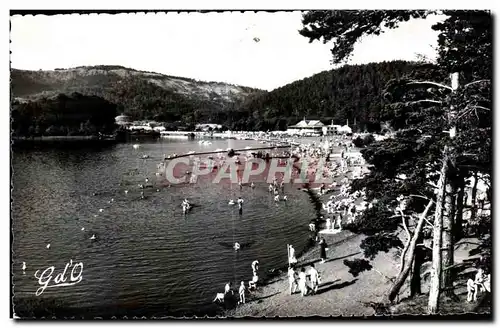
[{"left": 10, "top": 12, "right": 445, "bottom": 91}]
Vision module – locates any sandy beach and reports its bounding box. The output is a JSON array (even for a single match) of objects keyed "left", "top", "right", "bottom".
[
  {"left": 225, "top": 229, "right": 400, "bottom": 317},
  {"left": 224, "top": 230, "right": 485, "bottom": 317}
]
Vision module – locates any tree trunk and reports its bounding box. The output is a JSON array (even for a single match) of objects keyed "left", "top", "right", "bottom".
[
  {"left": 410, "top": 238, "right": 424, "bottom": 297},
  {"left": 428, "top": 148, "right": 448, "bottom": 314},
  {"left": 454, "top": 178, "right": 465, "bottom": 241},
  {"left": 442, "top": 179, "right": 456, "bottom": 296},
  {"left": 470, "top": 171, "right": 479, "bottom": 222},
  {"left": 385, "top": 200, "right": 433, "bottom": 303}
]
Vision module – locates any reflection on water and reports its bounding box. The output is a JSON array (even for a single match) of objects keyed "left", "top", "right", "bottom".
[{"left": 12, "top": 139, "right": 316, "bottom": 316}]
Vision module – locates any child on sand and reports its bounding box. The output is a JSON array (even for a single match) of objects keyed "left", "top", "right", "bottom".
[
  {"left": 238, "top": 281, "right": 246, "bottom": 304},
  {"left": 249, "top": 272, "right": 259, "bottom": 290},
  {"left": 298, "top": 268, "right": 307, "bottom": 296},
  {"left": 288, "top": 266, "right": 298, "bottom": 295}
]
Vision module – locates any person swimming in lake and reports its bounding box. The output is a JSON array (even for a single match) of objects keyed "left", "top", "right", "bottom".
[
  {"left": 320, "top": 183, "right": 326, "bottom": 195},
  {"left": 251, "top": 182, "right": 255, "bottom": 189},
  {"left": 237, "top": 197, "right": 244, "bottom": 213}
]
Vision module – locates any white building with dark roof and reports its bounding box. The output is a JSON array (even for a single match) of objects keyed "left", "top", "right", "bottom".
[{"left": 286, "top": 118, "right": 324, "bottom": 136}]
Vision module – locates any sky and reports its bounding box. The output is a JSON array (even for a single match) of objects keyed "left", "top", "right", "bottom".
[{"left": 10, "top": 11, "right": 445, "bottom": 91}]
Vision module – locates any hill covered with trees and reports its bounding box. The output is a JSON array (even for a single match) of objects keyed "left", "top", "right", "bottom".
[
  {"left": 11, "top": 65, "right": 263, "bottom": 128},
  {"left": 11, "top": 92, "right": 118, "bottom": 137},
  {"left": 234, "top": 60, "right": 426, "bottom": 131},
  {"left": 11, "top": 61, "right": 433, "bottom": 132}
]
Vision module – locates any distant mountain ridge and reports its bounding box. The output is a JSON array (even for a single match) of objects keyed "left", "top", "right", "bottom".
[
  {"left": 11, "top": 61, "right": 432, "bottom": 131},
  {"left": 11, "top": 65, "right": 264, "bottom": 124}
]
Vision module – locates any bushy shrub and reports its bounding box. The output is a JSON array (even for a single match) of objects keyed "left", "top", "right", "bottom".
[{"left": 352, "top": 134, "right": 376, "bottom": 148}]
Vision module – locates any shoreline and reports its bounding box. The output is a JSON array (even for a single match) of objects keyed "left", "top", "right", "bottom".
[{"left": 223, "top": 229, "right": 374, "bottom": 318}]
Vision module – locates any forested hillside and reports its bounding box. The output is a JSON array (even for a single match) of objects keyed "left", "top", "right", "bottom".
[
  {"left": 11, "top": 66, "right": 263, "bottom": 127},
  {"left": 11, "top": 61, "right": 433, "bottom": 132},
  {"left": 234, "top": 60, "right": 425, "bottom": 131},
  {"left": 11, "top": 93, "right": 118, "bottom": 137}
]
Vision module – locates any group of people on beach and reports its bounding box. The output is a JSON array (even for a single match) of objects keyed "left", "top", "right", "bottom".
[
  {"left": 286, "top": 237, "right": 328, "bottom": 296},
  {"left": 218, "top": 259, "right": 260, "bottom": 306},
  {"left": 288, "top": 263, "right": 321, "bottom": 296}
]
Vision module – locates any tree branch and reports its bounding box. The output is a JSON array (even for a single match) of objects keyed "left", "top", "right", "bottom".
[
  {"left": 416, "top": 243, "right": 432, "bottom": 250},
  {"left": 472, "top": 105, "right": 491, "bottom": 112},
  {"left": 406, "top": 81, "right": 453, "bottom": 91},
  {"left": 408, "top": 194, "right": 434, "bottom": 203},
  {"left": 399, "top": 210, "right": 411, "bottom": 275},
  {"left": 463, "top": 80, "right": 490, "bottom": 89}
]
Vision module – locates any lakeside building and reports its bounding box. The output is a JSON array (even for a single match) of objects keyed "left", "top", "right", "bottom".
[
  {"left": 128, "top": 121, "right": 165, "bottom": 132},
  {"left": 286, "top": 119, "right": 324, "bottom": 136},
  {"left": 115, "top": 114, "right": 132, "bottom": 127},
  {"left": 322, "top": 121, "right": 343, "bottom": 136},
  {"left": 195, "top": 123, "right": 223, "bottom": 132}
]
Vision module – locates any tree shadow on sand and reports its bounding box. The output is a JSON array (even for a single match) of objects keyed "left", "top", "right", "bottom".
[
  {"left": 315, "top": 279, "right": 358, "bottom": 295},
  {"left": 248, "top": 291, "right": 281, "bottom": 304},
  {"left": 298, "top": 252, "right": 361, "bottom": 268}
]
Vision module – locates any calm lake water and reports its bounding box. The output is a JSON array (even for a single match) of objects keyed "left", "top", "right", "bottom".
[{"left": 11, "top": 138, "right": 320, "bottom": 317}]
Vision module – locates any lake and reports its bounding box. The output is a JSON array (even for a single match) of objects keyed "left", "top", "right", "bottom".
[{"left": 11, "top": 138, "right": 320, "bottom": 317}]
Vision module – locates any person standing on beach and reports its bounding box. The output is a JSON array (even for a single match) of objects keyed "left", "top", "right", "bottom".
[
  {"left": 298, "top": 268, "right": 307, "bottom": 296},
  {"left": 289, "top": 245, "right": 297, "bottom": 265},
  {"left": 288, "top": 266, "right": 298, "bottom": 295},
  {"left": 225, "top": 282, "right": 233, "bottom": 296},
  {"left": 238, "top": 281, "right": 246, "bottom": 304},
  {"left": 309, "top": 264, "right": 319, "bottom": 295},
  {"left": 319, "top": 238, "right": 328, "bottom": 263},
  {"left": 252, "top": 260, "right": 259, "bottom": 275}
]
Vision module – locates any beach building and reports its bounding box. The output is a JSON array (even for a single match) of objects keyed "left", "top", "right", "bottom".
[
  {"left": 128, "top": 121, "right": 163, "bottom": 131},
  {"left": 286, "top": 118, "right": 324, "bottom": 136},
  {"left": 322, "top": 121, "right": 343, "bottom": 136},
  {"left": 115, "top": 114, "right": 132, "bottom": 127},
  {"left": 195, "top": 123, "right": 222, "bottom": 132}
]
